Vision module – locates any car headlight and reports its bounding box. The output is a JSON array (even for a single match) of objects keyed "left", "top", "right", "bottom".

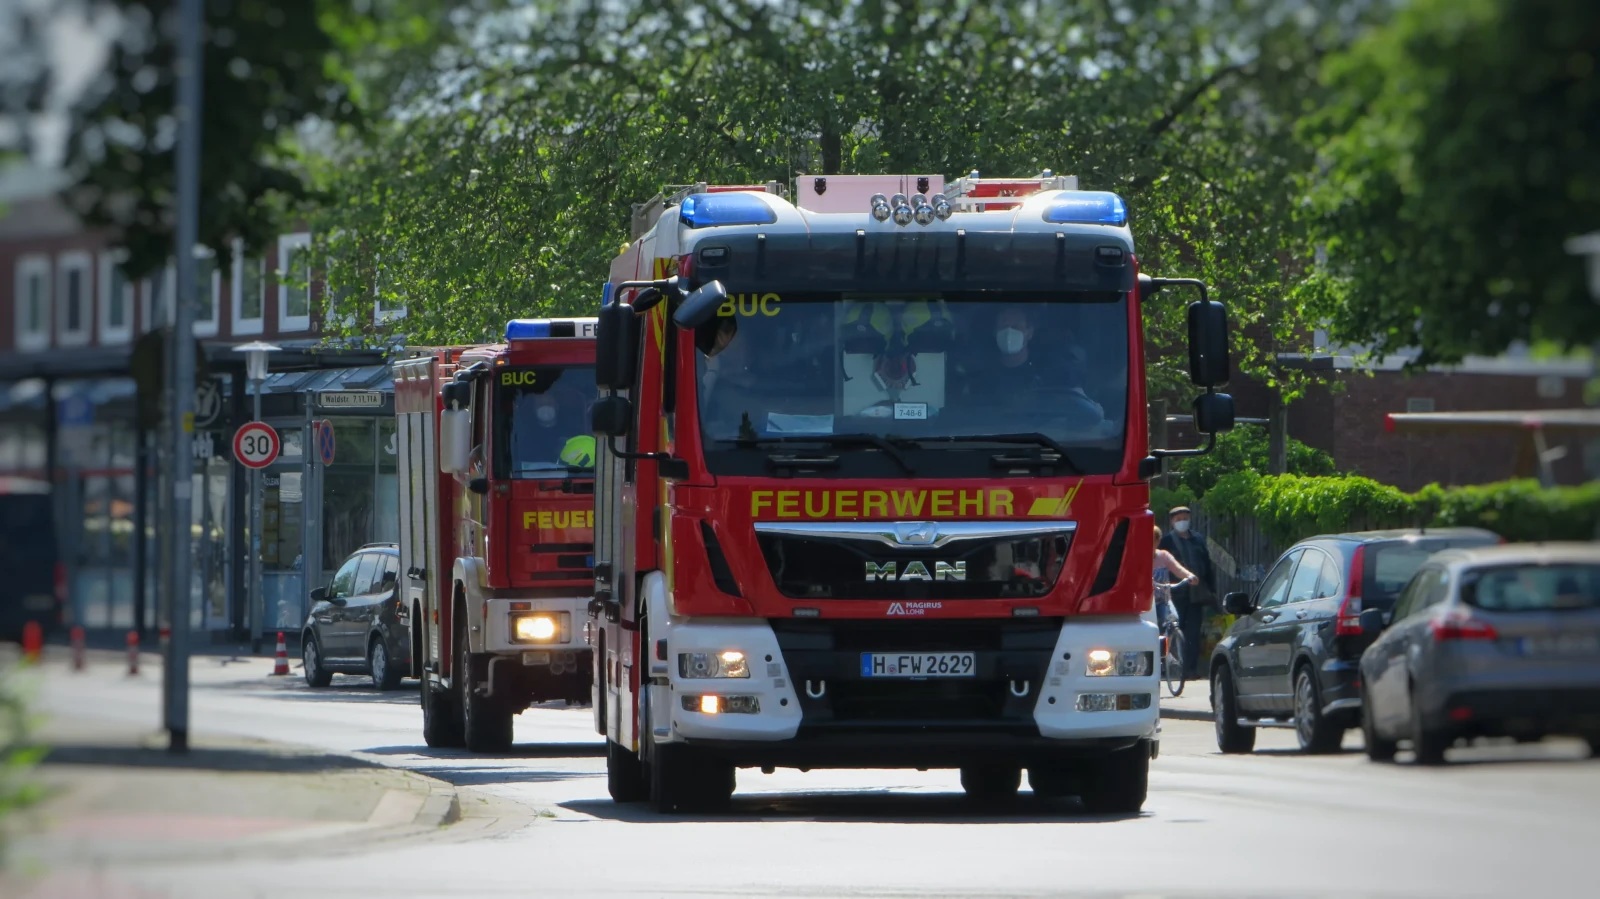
[
  {"left": 512, "top": 612, "right": 568, "bottom": 644},
  {"left": 678, "top": 650, "right": 750, "bottom": 679},
  {"left": 1085, "top": 649, "right": 1153, "bottom": 677}
]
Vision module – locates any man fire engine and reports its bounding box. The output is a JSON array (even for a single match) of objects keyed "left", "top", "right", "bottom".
[
  {"left": 587, "top": 172, "right": 1235, "bottom": 811},
  {"left": 394, "top": 319, "right": 600, "bottom": 752}
]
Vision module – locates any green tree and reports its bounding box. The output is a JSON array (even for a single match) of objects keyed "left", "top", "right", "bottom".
[
  {"left": 1303, "top": 0, "right": 1600, "bottom": 366},
  {"left": 1173, "top": 424, "right": 1337, "bottom": 496}
]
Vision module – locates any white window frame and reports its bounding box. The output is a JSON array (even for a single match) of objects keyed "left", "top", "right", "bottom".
[
  {"left": 13, "top": 254, "right": 51, "bottom": 352},
  {"left": 146, "top": 261, "right": 176, "bottom": 329},
  {"left": 56, "top": 250, "right": 93, "bottom": 348},
  {"left": 230, "top": 238, "right": 265, "bottom": 336},
  {"left": 374, "top": 258, "right": 406, "bottom": 325},
  {"left": 192, "top": 246, "right": 220, "bottom": 337},
  {"left": 98, "top": 250, "right": 135, "bottom": 345},
  {"left": 277, "top": 231, "right": 312, "bottom": 332}
]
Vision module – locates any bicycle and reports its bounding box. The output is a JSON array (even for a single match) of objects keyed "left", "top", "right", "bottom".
[{"left": 1155, "top": 578, "right": 1186, "bottom": 698}]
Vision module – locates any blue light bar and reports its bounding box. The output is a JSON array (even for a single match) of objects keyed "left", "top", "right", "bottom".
[
  {"left": 505, "top": 319, "right": 551, "bottom": 341},
  {"left": 680, "top": 193, "right": 778, "bottom": 229},
  {"left": 1042, "top": 191, "right": 1128, "bottom": 227}
]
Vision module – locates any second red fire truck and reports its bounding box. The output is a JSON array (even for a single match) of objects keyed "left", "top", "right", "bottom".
[
  {"left": 394, "top": 319, "right": 600, "bottom": 752},
  {"left": 587, "top": 172, "right": 1236, "bottom": 811}
]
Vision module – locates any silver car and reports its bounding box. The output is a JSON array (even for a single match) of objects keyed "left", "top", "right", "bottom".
[{"left": 1359, "top": 542, "right": 1600, "bottom": 765}]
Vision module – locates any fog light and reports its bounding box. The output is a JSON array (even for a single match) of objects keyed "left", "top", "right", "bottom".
[
  {"left": 514, "top": 614, "right": 558, "bottom": 642},
  {"left": 1076, "top": 692, "right": 1153, "bottom": 712},
  {"left": 682, "top": 694, "right": 761, "bottom": 714},
  {"left": 1085, "top": 650, "right": 1153, "bottom": 677}
]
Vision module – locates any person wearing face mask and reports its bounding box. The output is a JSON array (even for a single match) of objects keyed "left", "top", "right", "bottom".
[
  {"left": 960, "top": 306, "right": 1102, "bottom": 420},
  {"left": 517, "top": 388, "right": 594, "bottom": 471},
  {"left": 1157, "top": 506, "right": 1216, "bottom": 680}
]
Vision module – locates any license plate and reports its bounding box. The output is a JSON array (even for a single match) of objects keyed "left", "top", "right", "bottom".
[
  {"left": 1516, "top": 635, "right": 1600, "bottom": 657},
  {"left": 860, "top": 652, "right": 975, "bottom": 678},
  {"left": 522, "top": 651, "right": 552, "bottom": 666}
]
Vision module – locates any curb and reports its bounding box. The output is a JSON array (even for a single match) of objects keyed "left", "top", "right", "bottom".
[
  {"left": 1160, "top": 706, "right": 1213, "bottom": 722},
  {"left": 415, "top": 788, "right": 461, "bottom": 828}
]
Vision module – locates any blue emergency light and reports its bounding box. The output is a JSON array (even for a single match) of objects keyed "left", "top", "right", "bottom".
[
  {"left": 504, "top": 319, "right": 552, "bottom": 340},
  {"left": 680, "top": 193, "right": 778, "bottom": 229},
  {"left": 1042, "top": 191, "right": 1128, "bottom": 227}
]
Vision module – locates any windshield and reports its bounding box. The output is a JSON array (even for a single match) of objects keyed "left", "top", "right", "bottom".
[
  {"left": 693, "top": 292, "right": 1128, "bottom": 477},
  {"left": 1464, "top": 563, "right": 1600, "bottom": 612},
  {"left": 1365, "top": 537, "right": 1499, "bottom": 603},
  {"left": 494, "top": 365, "right": 598, "bottom": 478}
]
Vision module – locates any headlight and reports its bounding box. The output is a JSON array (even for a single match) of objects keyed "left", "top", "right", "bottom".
[
  {"left": 678, "top": 650, "right": 750, "bottom": 679},
  {"left": 1085, "top": 649, "right": 1153, "bottom": 677},
  {"left": 512, "top": 612, "right": 568, "bottom": 643}
]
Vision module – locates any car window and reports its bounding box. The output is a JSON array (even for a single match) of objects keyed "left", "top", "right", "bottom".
[
  {"left": 1287, "top": 549, "right": 1326, "bottom": 603},
  {"left": 1396, "top": 568, "right": 1447, "bottom": 620},
  {"left": 379, "top": 554, "right": 400, "bottom": 589},
  {"left": 1313, "top": 551, "right": 1343, "bottom": 598},
  {"left": 1257, "top": 550, "right": 1303, "bottom": 609},
  {"left": 1464, "top": 563, "right": 1600, "bottom": 611},
  {"left": 329, "top": 555, "right": 363, "bottom": 597},
  {"left": 351, "top": 553, "right": 381, "bottom": 596},
  {"left": 1364, "top": 536, "right": 1497, "bottom": 602}
]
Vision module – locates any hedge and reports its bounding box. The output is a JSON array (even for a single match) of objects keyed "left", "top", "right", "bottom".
[{"left": 1200, "top": 473, "right": 1600, "bottom": 546}]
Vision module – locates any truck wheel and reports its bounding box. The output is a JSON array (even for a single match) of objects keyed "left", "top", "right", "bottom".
[
  {"left": 960, "top": 765, "right": 1020, "bottom": 803},
  {"left": 421, "top": 674, "right": 464, "bottom": 748},
  {"left": 607, "top": 739, "right": 648, "bottom": 803},
  {"left": 1026, "top": 765, "right": 1077, "bottom": 799},
  {"left": 650, "top": 742, "right": 734, "bottom": 814},
  {"left": 1077, "top": 741, "right": 1149, "bottom": 815},
  {"left": 1212, "top": 666, "right": 1256, "bottom": 754},
  {"left": 457, "top": 621, "right": 514, "bottom": 753},
  {"left": 369, "top": 637, "right": 403, "bottom": 691}
]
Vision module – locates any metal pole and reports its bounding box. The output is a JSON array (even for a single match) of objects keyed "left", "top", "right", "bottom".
[
  {"left": 250, "top": 386, "right": 263, "bottom": 653},
  {"left": 165, "top": 0, "right": 204, "bottom": 753}
]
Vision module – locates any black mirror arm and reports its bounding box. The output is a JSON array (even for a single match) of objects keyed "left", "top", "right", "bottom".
[
  {"left": 601, "top": 436, "right": 690, "bottom": 480},
  {"left": 1142, "top": 276, "right": 1209, "bottom": 304},
  {"left": 1150, "top": 432, "right": 1217, "bottom": 461}
]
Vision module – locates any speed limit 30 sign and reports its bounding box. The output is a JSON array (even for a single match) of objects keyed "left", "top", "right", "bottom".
[{"left": 233, "top": 421, "right": 280, "bottom": 469}]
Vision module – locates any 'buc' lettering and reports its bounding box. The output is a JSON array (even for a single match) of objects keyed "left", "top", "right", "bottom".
[
  {"left": 717, "top": 293, "right": 781, "bottom": 317},
  {"left": 501, "top": 371, "right": 540, "bottom": 386}
]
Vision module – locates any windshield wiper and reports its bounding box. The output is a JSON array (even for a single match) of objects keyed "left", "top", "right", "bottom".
[
  {"left": 734, "top": 433, "right": 918, "bottom": 476},
  {"left": 918, "top": 432, "right": 1085, "bottom": 476}
]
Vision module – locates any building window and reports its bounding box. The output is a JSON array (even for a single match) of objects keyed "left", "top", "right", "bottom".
[
  {"left": 278, "top": 232, "right": 312, "bottom": 332},
  {"left": 374, "top": 259, "right": 405, "bottom": 325},
  {"left": 231, "top": 238, "right": 265, "bottom": 335},
  {"left": 57, "top": 251, "right": 93, "bottom": 347},
  {"left": 193, "top": 247, "right": 220, "bottom": 337},
  {"left": 142, "top": 263, "right": 176, "bottom": 329},
  {"left": 1406, "top": 397, "right": 1435, "bottom": 413},
  {"left": 98, "top": 251, "right": 135, "bottom": 344},
  {"left": 13, "top": 254, "right": 51, "bottom": 351}
]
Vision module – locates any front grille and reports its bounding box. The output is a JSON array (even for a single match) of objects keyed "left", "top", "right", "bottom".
[
  {"left": 756, "top": 527, "right": 1072, "bottom": 600},
  {"left": 772, "top": 618, "right": 1058, "bottom": 726}
]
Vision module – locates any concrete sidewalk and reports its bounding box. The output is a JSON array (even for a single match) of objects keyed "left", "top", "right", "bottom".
[{"left": 1159, "top": 684, "right": 1213, "bottom": 722}]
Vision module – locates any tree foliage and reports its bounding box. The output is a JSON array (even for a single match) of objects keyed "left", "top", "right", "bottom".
[
  {"left": 314, "top": 0, "right": 1376, "bottom": 402},
  {"left": 1172, "top": 424, "right": 1337, "bottom": 496},
  {"left": 1303, "top": 0, "right": 1600, "bottom": 365}
]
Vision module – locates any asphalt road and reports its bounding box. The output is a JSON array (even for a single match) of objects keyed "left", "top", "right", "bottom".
[{"left": 31, "top": 654, "right": 1600, "bottom": 898}]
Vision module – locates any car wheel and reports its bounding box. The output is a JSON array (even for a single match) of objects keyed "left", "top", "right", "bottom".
[
  {"left": 302, "top": 635, "right": 332, "bottom": 688},
  {"left": 1212, "top": 666, "right": 1256, "bottom": 754},
  {"left": 960, "top": 765, "right": 1021, "bottom": 803},
  {"left": 370, "top": 637, "right": 403, "bottom": 691},
  {"left": 1361, "top": 693, "right": 1398, "bottom": 762},
  {"left": 1410, "top": 684, "right": 1448, "bottom": 766},
  {"left": 1586, "top": 736, "right": 1600, "bottom": 758},
  {"left": 1294, "top": 666, "right": 1344, "bottom": 754},
  {"left": 1077, "top": 741, "right": 1149, "bottom": 815}
]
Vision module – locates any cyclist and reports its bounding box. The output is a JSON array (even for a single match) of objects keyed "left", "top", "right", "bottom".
[{"left": 1152, "top": 524, "right": 1198, "bottom": 631}]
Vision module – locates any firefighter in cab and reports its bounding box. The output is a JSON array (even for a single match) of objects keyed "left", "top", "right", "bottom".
[{"left": 512, "top": 385, "right": 596, "bottom": 473}]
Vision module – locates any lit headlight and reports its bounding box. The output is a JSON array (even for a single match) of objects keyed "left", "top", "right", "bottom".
[
  {"left": 1085, "top": 649, "right": 1153, "bottom": 677},
  {"left": 678, "top": 650, "right": 750, "bottom": 679},
  {"left": 512, "top": 612, "right": 568, "bottom": 644},
  {"left": 682, "top": 694, "right": 761, "bottom": 714}
]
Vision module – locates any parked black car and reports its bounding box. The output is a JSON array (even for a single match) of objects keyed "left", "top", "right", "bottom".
[
  {"left": 0, "top": 477, "right": 62, "bottom": 643},
  {"left": 1210, "top": 528, "right": 1501, "bottom": 754},
  {"left": 302, "top": 543, "right": 411, "bottom": 690}
]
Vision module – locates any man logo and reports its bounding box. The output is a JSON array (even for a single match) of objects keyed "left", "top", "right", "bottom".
[{"left": 864, "top": 561, "right": 966, "bottom": 582}]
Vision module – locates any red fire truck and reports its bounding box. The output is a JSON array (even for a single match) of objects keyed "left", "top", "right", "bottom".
[
  {"left": 394, "top": 318, "right": 600, "bottom": 752},
  {"left": 587, "top": 173, "right": 1234, "bottom": 811}
]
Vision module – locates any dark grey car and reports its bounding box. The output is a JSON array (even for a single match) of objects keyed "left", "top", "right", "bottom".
[
  {"left": 1359, "top": 542, "right": 1600, "bottom": 765},
  {"left": 301, "top": 543, "right": 412, "bottom": 690}
]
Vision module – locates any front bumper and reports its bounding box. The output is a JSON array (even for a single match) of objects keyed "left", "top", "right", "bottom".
[{"left": 649, "top": 615, "right": 1159, "bottom": 762}]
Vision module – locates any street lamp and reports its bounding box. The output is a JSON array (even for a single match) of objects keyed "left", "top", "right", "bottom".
[{"left": 234, "top": 341, "right": 279, "bottom": 652}]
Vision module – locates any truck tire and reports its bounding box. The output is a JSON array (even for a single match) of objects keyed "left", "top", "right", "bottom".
[
  {"left": 1077, "top": 741, "right": 1149, "bottom": 815},
  {"left": 421, "top": 673, "right": 464, "bottom": 748},
  {"left": 1026, "top": 765, "right": 1078, "bottom": 799},
  {"left": 607, "top": 739, "right": 648, "bottom": 803},
  {"left": 456, "top": 619, "right": 514, "bottom": 753},
  {"left": 960, "top": 765, "right": 1020, "bottom": 803},
  {"left": 1212, "top": 665, "right": 1256, "bottom": 754},
  {"left": 650, "top": 742, "right": 735, "bottom": 814}
]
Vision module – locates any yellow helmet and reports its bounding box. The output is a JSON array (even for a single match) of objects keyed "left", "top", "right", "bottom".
[{"left": 559, "top": 435, "right": 596, "bottom": 468}]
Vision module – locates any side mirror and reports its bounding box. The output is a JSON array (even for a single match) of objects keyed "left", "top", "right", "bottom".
[
  {"left": 468, "top": 477, "right": 489, "bottom": 495},
  {"left": 1359, "top": 608, "right": 1387, "bottom": 634},
  {"left": 1193, "top": 392, "right": 1235, "bottom": 434},
  {"left": 672, "top": 280, "right": 730, "bottom": 331},
  {"left": 592, "top": 395, "right": 633, "bottom": 438},
  {"left": 595, "top": 302, "right": 640, "bottom": 390},
  {"left": 439, "top": 409, "right": 471, "bottom": 474},
  {"left": 310, "top": 586, "right": 328, "bottom": 603},
  {"left": 1223, "top": 591, "right": 1253, "bottom": 616},
  {"left": 1187, "top": 300, "right": 1231, "bottom": 387}
]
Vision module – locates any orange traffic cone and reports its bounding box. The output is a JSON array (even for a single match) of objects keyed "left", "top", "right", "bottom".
[
  {"left": 126, "top": 630, "right": 140, "bottom": 676},
  {"left": 20, "top": 621, "right": 42, "bottom": 664},
  {"left": 70, "top": 626, "right": 86, "bottom": 671},
  {"left": 272, "top": 631, "right": 289, "bottom": 676}
]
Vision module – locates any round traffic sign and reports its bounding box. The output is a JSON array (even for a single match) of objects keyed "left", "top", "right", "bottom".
[
  {"left": 233, "top": 422, "right": 280, "bottom": 469},
  {"left": 316, "top": 419, "right": 336, "bottom": 466}
]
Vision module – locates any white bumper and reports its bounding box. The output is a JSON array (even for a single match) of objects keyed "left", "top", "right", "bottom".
[
  {"left": 651, "top": 616, "right": 1157, "bottom": 745},
  {"left": 482, "top": 596, "right": 591, "bottom": 655}
]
